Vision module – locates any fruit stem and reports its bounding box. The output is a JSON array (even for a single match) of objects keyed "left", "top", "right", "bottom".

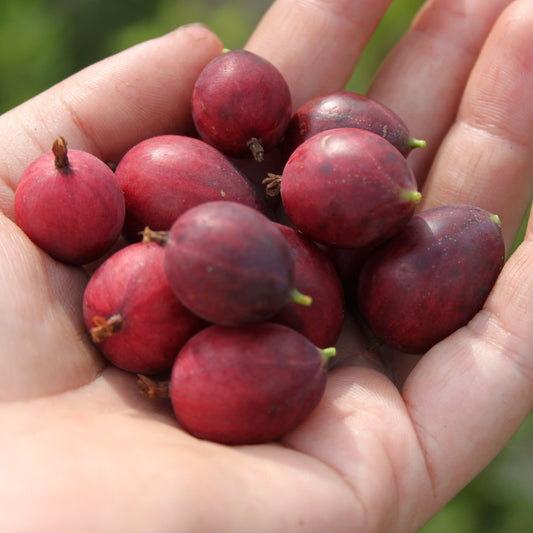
[
  {"left": 290, "top": 288, "right": 313, "bottom": 307},
  {"left": 136, "top": 375, "right": 171, "bottom": 399},
  {"left": 262, "top": 173, "right": 282, "bottom": 197},
  {"left": 319, "top": 347, "right": 337, "bottom": 363},
  {"left": 141, "top": 227, "right": 169, "bottom": 245},
  {"left": 89, "top": 314, "right": 123, "bottom": 342},
  {"left": 401, "top": 189, "right": 422, "bottom": 205},
  {"left": 52, "top": 136, "right": 70, "bottom": 169},
  {"left": 490, "top": 213, "right": 502, "bottom": 228},
  {"left": 247, "top": 137, "right": 265, "bottom": 162},
  {"left": 409, "top": 137, "right": 427, "bottom": 149}
]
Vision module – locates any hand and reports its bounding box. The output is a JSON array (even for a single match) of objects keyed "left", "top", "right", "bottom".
[{"left": 1, "top": 1, "right": 533, "bottom": 531}]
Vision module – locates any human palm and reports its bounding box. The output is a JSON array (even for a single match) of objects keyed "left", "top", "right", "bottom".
[{"left": 2, "top": 1, "right": 533, "bottom": 531}]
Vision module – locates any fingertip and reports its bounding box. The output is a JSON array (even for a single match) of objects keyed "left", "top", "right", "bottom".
[
  {"left": 165, "top": 22, "right": 224, "bottom": 51},
  {"left": 246, "top": 0, "right": 393, "bottom": 109},
  {"left": 0, "top": 21, "right": 224, "bottom": 186}
]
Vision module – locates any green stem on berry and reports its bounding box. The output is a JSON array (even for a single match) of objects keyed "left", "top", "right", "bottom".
[
  {"left": 401, "top": 189, "right": 422, "bottom": 204},
  {"left": 319, "top": 347, "right": 337, "bottom": 363},
  {"left": 409, "top": 137, "right": 427, "bottom": 149},
  {"left": 290, "top": 288, "right": 313, "bottom": 307},
  {"left": 489, "top": 213, "right": 502, "bottom": 229}
]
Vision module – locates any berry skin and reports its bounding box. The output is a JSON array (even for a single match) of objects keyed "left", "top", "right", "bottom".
[
  {"left": 114, "top": 135, "right": 265, "bottom": 241},
  {"left": 280, "top": 91, "right": 426, "bottom": 161},
  {"left": 191, "top": 49, "right": 292, "bottom": 161},
  {"left": 14, "top": 137, "right": 125, "bottom": 265},
  {"left": 163, "top": 201, "right": 311, "bottom": 326},
  {"left": 269, "top": 128, "right": 421, "bottom": 249},
  {"left": 170, "top": 322, "right": 335, "bottom": 444},
  {"left": 270, "top": 223, "right": 344, "bottom": 348},
  {"left": 357, "top": 205, "right": 505, "bottom": 354},
  {"left": 83, "top": 241, "right": 205, "bottom": 374}
]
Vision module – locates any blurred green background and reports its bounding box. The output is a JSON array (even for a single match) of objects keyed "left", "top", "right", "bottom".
[
  {"left": 0, "top": 0, "right": 429, "bottom": 111},
  {"left": 1, "top": 1, "right": 531, "bottom": 531}
]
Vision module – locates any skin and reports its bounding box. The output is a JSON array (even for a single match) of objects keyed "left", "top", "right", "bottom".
[{"left": 1, "top": 1, "right": 533, "bottom": 531}]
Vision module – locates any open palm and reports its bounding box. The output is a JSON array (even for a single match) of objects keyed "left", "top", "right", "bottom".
[{"left": 2, "top": 1, "right": 533, "bottom": 531}]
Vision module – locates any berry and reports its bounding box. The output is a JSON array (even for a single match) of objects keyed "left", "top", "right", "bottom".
[
  {"left": 83, "top": 240, "right": 205, "bottom": 374},
  {"left": 191, "top": 49, "right": 292, "bottom": 161},
  {"left": 267, "top": 128, "right": 421, "bottom": 249},
  {"left": 114, "top": 135, "right": 264, "bottom": 241},
  {"left": 357, "top": 205, "right": 505, "bottom": 353},
  {"left": 14, "top": 137, "right": 125, "bottom": 264},
  {"left": 169, "top": 322, "right": 335, "bottom": 444},
  {"left": 163, "top": 201, "right": 311, "bottom": 326},
  {"left": 280, "top": 91, "right": 425, "bottom": 160},
  {"left": 270, "top": 223, "right": 344, "bottom": 348}
]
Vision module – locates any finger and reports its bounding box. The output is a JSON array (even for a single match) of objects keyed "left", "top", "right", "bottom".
[
  {"left": 284, "top": 363, "right": 434, "bottom": 531},
  {"left": 367, "top": 0, "right": 514, "bottom": 182},
  {"left": 245, "top": 0, "right": 394, "bottom": 109},
  {"left": 0, "top": 24, "right": 222, "bottom": 217},
  {"left": 418, "top": 0, "right": 533, "bottom": 249},
  {"left": 285, "top": 203, "right": 533, "bottom": 530},
  {"left": 367, "top": 0, "right": 533, "bottom": 387}
]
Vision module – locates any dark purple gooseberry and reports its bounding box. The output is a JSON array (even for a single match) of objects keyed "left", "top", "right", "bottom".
[
  {"left": 280, "top": 90, "right": 425, "bottom": 161},
  {"left": 163, "top": 201, "right": 311, "bottom": 326},
  {"left": 357, "top": 204, "right": 505, "bottom": 354}
]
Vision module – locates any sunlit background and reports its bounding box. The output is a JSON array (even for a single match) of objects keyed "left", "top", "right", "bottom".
[{"left": 1, "top": 1, "right": 532, "bottom": 530}]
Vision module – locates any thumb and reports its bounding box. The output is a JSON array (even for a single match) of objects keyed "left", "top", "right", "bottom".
[{"left": 0, "top": 23, "right": 222, "bottom": 219}]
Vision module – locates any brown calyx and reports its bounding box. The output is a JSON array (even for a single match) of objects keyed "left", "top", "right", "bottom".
[
  {"left": 141, "top": 226, "right": 169, "bottom": 246},
  {"left": 52, "top": 136, "right": 70, "bottom": 169},
  {"left": 262, "top": 173, "right": 282, "bottom": 197},
  {"left": 136, "top": 375, "right": 171, "bottom": 399},
  {"left": 247, "top": 137, "right": 265, "bottom": 162},
  {"left": 89, "top": 314, "right": 124, "bottom": 343}
]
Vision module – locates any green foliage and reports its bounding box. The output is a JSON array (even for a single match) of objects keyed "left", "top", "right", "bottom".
[
  {"left": 347, "top": 0, "right": 425, "bottom": 93},
  {"left": 105, "top": 0, "right": 263, "bottom": 55},
  {"left": 0, "top": 0, "right": 269, "bottom": 113},
  {"left": 0, "top": 0, "right": 425, "bottom": 112},
  {"left": 1, "top": 1, "right": 532, "bottom": 531},
  {"left": 0, "top": 1, "right": 70, "bottom": 112}
]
